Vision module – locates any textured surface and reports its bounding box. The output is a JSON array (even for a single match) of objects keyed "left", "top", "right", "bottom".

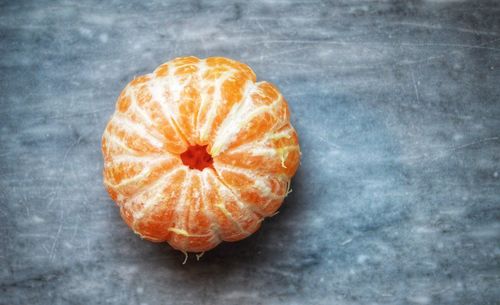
[{"left": 1, "top": 0, "right": 499, "bottom": 304}]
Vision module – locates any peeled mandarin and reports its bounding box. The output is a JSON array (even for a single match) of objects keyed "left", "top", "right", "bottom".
[{"left": 102, "top": 56, "right": 300, "bottom": 254}]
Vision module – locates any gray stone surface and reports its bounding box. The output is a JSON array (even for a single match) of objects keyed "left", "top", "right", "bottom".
[{"left": 1, "top": 0, "right": 499, "bottom": 304}]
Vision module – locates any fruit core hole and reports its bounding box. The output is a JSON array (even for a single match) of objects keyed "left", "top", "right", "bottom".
[{"left": 180, "top": 145, "right": 213, "bottom": 171}]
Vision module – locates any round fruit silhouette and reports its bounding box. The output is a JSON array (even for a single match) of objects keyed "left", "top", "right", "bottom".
[{"left": 102, "top": 56, "right": 300, "bottom": 254}]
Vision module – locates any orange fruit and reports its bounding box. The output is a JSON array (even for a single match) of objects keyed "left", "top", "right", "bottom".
[{"left": 102, "top": 56, "right": 300, "bottom": 254}]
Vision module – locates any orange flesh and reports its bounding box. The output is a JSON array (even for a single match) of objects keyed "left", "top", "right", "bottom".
[
  {"left": 102, "top": 56, "right": 301, "bottom": 254},
  {"left": 180, "top": 145, "right": 213, "bottom": 171}
]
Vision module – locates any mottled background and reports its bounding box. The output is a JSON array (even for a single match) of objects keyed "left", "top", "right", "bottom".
[{"left": 1, "top": 0, "right": 499, "bottom": 304}]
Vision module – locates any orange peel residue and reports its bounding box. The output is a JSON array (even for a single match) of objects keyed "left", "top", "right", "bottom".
[{"left": 102, "top": 56, "right": 301, "bottom": 253}]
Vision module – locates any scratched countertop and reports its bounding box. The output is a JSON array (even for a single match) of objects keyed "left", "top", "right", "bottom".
[{"left": 1, "top": 1, "right": 499, "bottom": 304}]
